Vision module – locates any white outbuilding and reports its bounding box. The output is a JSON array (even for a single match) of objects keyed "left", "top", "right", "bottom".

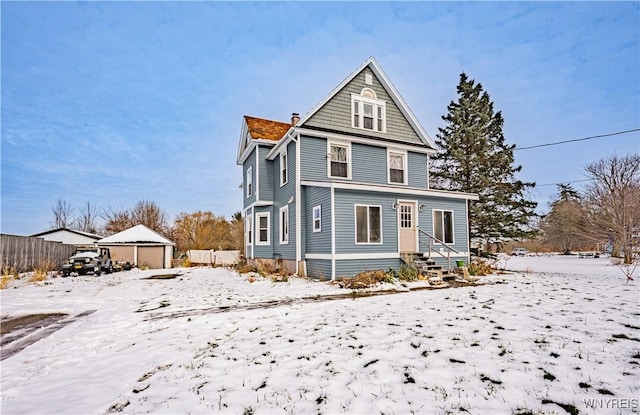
[
  {"left": 98, "top": 225, "right": 175, "bottom": 269},
  {"left": 31, "top": 228, "right": 104, "bottom": 245}
]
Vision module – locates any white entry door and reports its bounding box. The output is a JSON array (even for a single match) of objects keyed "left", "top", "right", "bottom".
[{"left": 398, "top": 202, "right": 417, "bottom": 253}]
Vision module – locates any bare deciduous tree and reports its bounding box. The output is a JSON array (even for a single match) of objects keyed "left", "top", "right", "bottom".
[
  {"left": 76, "top": 201, "right": 101, "bottom": 234},
  {"left": 172, "top": 211, "right": 231, "bottom": 252},
  {"left": 102, "top": 206, "right": 135, "bottom": 235},
  {"left": 131, "top": 200, "right": 169, "bottom": 235},
  {"left": 50, "top": 199, "right": 74, "bottom": 229},
  {"left": 583, "top": 154, "right": 640, "bottom": 264}
]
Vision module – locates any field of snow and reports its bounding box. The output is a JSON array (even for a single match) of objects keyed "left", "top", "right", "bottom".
[{"left": 1, "top": 256, "right": 638, "bottom": 414}]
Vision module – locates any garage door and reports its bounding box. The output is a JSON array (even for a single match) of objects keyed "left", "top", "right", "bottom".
[
  {"left": 107, "top": 246, "right": 135, "bottom": 264},
  {"left": 138, "top": 246, "right": 165, "bottom": 269}
]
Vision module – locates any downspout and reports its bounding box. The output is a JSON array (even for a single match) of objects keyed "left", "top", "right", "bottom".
[
  {"left": 293, "top": 133, "right": 301, "bottom": 274},
  {"left": 331, "top": 185, "right": 336, "bottom": 280}
]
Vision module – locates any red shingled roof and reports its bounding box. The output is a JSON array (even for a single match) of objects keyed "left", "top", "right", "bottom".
[{"left": 244, "top": 116, "right": 291, "bottom": 141}]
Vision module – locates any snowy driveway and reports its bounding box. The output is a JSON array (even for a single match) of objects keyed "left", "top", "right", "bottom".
[{"left": 1, "top": 257, "right": 638, "bottom": 414}]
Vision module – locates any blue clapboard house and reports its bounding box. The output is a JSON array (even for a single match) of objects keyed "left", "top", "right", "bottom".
[{"left": 236, "top": 57, "right": 478, "bottom": 279}]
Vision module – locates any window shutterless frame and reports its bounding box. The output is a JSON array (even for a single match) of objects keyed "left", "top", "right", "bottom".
[
  {"left": 432, "top": 209, "right": 454, "bottom": 244},
  {"left": 279, "top": 206, "right": 289, "bottom": 244},
  {"left": 354, "top": 204, "right": 382, "bottom": 244},
  {"left": 255, "top": 212, "right": 270, "bottom": 245}
]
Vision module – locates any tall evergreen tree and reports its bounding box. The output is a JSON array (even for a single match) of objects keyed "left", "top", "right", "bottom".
[{"left": 431, "top": 73, "right": 537, "bottom": 245}]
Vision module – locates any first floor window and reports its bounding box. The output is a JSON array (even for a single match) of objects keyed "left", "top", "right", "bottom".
[
  {"left": 433, "top": 210, "right": 454, "bottom": 244},
  {"left": 279, "top": 206, "right": 289, "bottom": 244},
  {"left": 246, "top": 214, "right": 253, "bottom": 244},
  {"left": 355, "top": 205, "right": 381, "bottom": 244},
  {"left": 329, "top": 143, "right": 349, "bottom": 178},
  {"left": 388, "top": 151, "right": 406, "bottom": 184},
  {"left": 313, "top": 205, "right": 321, "bottom": 233},
  {"left": 256, "top": 213, "right": 270, "bottom": 245}
]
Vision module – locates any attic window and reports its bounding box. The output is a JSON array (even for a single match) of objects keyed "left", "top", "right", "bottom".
[{"left": 352, "top": 92, "right": 385, "bottom": 133}]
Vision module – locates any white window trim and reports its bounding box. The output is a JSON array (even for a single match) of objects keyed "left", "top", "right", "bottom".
[
  {"left": 246, "top": 166, "right": 253, "bottom": 198},
  {"left": 312, "top": 205, "right": 322, "bottom": 233},
  {"left": 351, "top": 93, "right": 386, "bottom": 133},
  {"left": 279, "top": 205, "right": 289, "bottom": 245},
  {"left": 354, "top": 204, "right": 383, "bottom": 245},
  {"left": 280, "top": 150, "right": 288, "bottom": 187},
  {"left": 327, "top": 140, "right": 352, "bottom": 180},
  {"left": 432, "top": 209, "right": 455, "bottom": 245},
  {"left": 387, "top": 149, "right": 408, "bottom": 185},
  {"left": 255, "top": 212, "right": 270, "bottom": 246}
]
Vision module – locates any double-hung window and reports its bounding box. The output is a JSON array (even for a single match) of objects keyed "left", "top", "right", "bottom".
[
  {"left": 279, "top": 206, "right": 289, "bottom": 244},
  {"left": 329, "top": 142, "right": 349, "bottom": 179},
  {"left": 312, "top": 205, "right": 321, "bottom": 233},
  {"left": 280, "top": 151, "right": 288, "bottom": 186},
  {"left": 433, "top": 209, "right": 454, "bottom": 244},
  {"left": 256, "top": 213, "right": 270, "bottom": 245},
  {"left": 352, "top": 91, "right": 385, "bottom": 133},
  {"left": 388, "top": 151, "right": 406, "bottom": 184},
  {"left": 246, "top": 166, "right": 253, "bottom": 198},
  {"left": 355, "top": 205, "right": 382, "bottom": 244}
]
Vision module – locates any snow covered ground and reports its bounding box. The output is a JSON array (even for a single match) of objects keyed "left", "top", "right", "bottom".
[{"left": 1, "top": 256, "right": 638, "bottom": 414}]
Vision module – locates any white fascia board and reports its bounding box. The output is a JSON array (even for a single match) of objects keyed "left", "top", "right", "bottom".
[
  {"left": 265, "top": 130, "right": 295, "bottom": 160},
  {"left": 366, "top": 57, "right": 437, "bottom": 150},
  {"left": 236, "top": 118, "right": 250, "bottom": 164},
  {"left": 295, "top": 127, "right": 437, "bottom": 155},
  {"left": 244, "top": 200, "right": 274, "bottom": 210},
  {"left": 301, "top": 180, "right": 479, "bottom": 201},
  {"left": 237, "top": 139, "right": 277, "bottom": 165},
  {"left": 296, "top": 58, "right": 373, "bottom": 128}
]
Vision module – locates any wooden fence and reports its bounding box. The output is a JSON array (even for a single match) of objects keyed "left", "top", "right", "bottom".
[{"left": 1, "top": 234, "right": 76, "bottom": 272}]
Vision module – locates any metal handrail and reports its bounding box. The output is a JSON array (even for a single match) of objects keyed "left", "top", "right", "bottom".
[{"left": 416, "top": 226, "right": 459, "bottom": 271}]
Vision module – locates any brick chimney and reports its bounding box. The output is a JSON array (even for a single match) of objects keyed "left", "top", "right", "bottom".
[{"left": 291, "top": 112, "right": 300, "bottom": 126}]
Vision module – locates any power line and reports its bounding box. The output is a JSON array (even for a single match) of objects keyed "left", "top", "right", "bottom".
[
  {"left": 535, "top": 179, "right": 593, "bottom": 187},
  {"left": 514, "top": 128, "right": 640, "bottom": 151}
]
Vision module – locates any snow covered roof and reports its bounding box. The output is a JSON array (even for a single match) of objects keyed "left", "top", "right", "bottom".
[
  {"left": 98, "top": 224, "right": 175, "bottom": 245},
  {"left": 31, "top": 228, "right": 104, "bottom": 239}
]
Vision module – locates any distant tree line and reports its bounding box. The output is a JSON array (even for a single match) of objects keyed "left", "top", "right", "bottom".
[
  {"left": 49, "top": 199, "right": 244, "bottom": 254},
  {"left": 540, "top": 154, "right": 639, "bottom": 263}
]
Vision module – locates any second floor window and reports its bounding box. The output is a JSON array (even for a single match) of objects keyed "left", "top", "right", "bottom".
[
  {"left": 280, "top": 151, "right": 288, "bottom": 186},
  {"left": 246, "top": 166, "right": 253, "bottom": 197},
  {"left": 388, "top": 151, "right": 406, "bottom": 184},
  {"left": 329, "top": 143, "right": 349, "bottom": 178}
]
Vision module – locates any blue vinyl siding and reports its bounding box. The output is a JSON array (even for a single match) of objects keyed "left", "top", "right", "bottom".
[
  {"left": 304, "top": 186, "right": 331, "bottom": 254},
  {"left": 258, "top": 146, "right": 274, "bottom": 201},
  {"left": 306, "top": 259, "right": 332, "bottom": 280},
  {"left": 335, "top": 258, "right": 402, "bottom": 278},
  {"left": 273, "top": 141, "right": 296, "bottom": 260},
  {"left": 333, "top": 190, "right": 398, "bottom": 254},
  {"left": 352, "top": 143, "right": 386, "bottom": 184},
  {"left": 299, "top": 135, "right": 326, "bottom": 181},
  {"left": 243, "top": 148, "right": 256, "bottom": 208},
  {"left": 408, "top": 151, "right": 428, "bottom": 189}
]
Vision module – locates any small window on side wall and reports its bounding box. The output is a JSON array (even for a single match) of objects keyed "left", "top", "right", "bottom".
[
  {"left": 280, "top": 151, "right": 288, "bottom": 186},
  {"left": 312, "top": 205, "right": 321, "bottom": 233},
  {"left": 246, "top": 166, "right": 253, "bottom": 198}
]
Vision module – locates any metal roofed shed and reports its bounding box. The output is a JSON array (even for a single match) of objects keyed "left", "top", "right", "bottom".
[{"left": 97, "top": 225, "right": 175, "bottom": 269}]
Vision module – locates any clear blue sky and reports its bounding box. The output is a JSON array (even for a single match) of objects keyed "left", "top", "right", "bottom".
[{"left": 2, "top": 1, "right": 639, "bottom": 236}]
